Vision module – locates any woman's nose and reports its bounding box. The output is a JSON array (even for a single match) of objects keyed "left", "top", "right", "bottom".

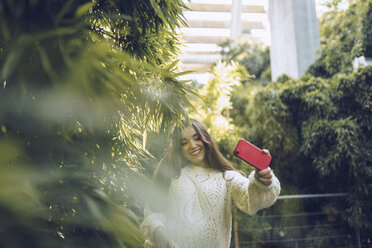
[{"left": 189, "top": 140, "right": 197, "bottom": 148}]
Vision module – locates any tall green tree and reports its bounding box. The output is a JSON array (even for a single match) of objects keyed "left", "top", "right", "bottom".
[
  {"left": 308, "top": 0, "right": 372, "bottom": 77},
  {"left": 219, "top": 39, "right": 271, "bottom": 85},
  {"left": 0, "top": 0, "right": 194, "bottom": 247}
]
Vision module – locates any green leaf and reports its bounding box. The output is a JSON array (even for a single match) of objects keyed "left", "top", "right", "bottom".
[{"left": 75, "top": 2, "right": 97, "bottom": 17}]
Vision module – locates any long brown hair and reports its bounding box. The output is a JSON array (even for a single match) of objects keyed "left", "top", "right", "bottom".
[{"left": 153, "top": 119, "right": 237, "bottom": 187}]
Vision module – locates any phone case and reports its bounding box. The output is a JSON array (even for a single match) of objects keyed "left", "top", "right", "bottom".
[{"left": 233, "top": 139, "right": 272, "bottom": 170}]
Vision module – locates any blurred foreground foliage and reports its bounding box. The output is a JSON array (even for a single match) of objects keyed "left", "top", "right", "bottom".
[{"left": 0, "top": 0, "right": 194, "bottom": 247}]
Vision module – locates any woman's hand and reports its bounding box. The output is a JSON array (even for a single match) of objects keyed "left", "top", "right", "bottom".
[
  {"left": 153, "top": 227, "right": 174, "bottom": 248},
  {"left": 254, "top": 149, "right": 273, "bottom": 186}
]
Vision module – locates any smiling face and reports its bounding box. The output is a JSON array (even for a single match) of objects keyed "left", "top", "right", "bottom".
[{"left": 180, "top": 126, "right": 208, "bottom": 167}]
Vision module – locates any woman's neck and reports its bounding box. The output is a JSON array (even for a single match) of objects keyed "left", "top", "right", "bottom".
[{"left": 194, "top": 160, "right": 209, "bottom": 168}]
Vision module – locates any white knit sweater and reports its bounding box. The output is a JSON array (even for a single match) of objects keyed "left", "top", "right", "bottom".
[{"left": 142, "top": 164, "right": 281, "bottom": 248}]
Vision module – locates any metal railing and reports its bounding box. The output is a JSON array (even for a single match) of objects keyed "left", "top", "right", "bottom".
[{"left": 231, "top": 194, "right": 371, "bottom": 248}]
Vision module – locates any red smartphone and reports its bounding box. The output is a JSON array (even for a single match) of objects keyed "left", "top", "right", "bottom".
[{"left": 233, "top": 139, "right": 272, "bottom": 170}]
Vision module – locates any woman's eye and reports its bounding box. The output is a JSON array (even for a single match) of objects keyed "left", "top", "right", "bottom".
[{"left": 181, "top": 142, "right": 187, "bottom": 146}]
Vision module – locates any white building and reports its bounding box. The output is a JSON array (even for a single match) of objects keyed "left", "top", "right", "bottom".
[{"left": 179, "top": 0, "right": 338, "bottom": 83}]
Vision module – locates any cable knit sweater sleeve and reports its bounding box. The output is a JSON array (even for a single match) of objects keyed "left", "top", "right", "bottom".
[
  {"left": 140, "top": 208, "right": 166, "bottom": 240},
  {"left": 227, "top": 170, "right": 280, "bottom": 215}
]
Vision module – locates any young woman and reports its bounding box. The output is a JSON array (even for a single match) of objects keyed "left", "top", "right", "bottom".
[{"left": 141, "top": 119, "right": 280, "bottom": 248}]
